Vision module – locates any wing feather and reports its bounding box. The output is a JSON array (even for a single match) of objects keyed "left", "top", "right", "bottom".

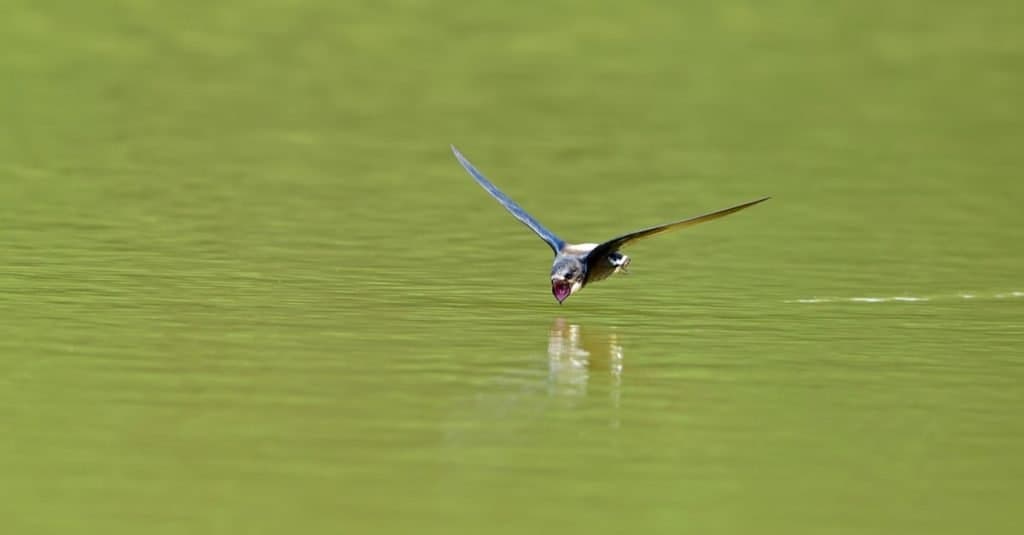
[
  {"left": 451, "top": 145, "right": 565, "bottom": 253},
  {"left": 584, "top": 197, "right": 769, "bottom": 270}
]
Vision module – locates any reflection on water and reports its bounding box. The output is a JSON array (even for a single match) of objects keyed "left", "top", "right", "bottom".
[
  {"left": 442, "top": 319, "right": 627, "bottom": 448},
  {"left": 547, "top": 318, "right": 623, "bottom": 421}
]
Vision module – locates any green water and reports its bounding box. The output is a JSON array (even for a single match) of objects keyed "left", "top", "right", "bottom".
[{"left": 3, "top": 1, "right": 1023, "bottom": 533}]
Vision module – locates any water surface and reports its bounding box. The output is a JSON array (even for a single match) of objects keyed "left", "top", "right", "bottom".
[{"left": 2, "top": 1, "right": 1023, "bottom": 533}]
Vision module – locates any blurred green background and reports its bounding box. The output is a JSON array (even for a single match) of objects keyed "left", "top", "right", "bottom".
[{"left": 2, "top": 1, "right": 1023, "bottom": 533}]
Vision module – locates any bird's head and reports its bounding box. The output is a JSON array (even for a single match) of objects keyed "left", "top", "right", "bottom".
[{"left": 550, "top": 261, "right": 584, "bottom": 304}]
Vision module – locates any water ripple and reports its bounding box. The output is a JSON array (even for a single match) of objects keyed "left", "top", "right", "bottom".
[{"left": 786, "top": 291, "right": 1023, "bottom": 304}]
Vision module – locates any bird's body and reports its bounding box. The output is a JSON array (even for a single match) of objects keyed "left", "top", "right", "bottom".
[{"left": 450, "top": 145, "right": 767, "bottom": 304}]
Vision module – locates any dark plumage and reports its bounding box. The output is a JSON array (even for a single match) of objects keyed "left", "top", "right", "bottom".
[{"left": 451, "top": 145, "right": 768, "bottom": 304}]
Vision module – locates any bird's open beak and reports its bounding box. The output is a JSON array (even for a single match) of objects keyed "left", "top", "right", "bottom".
[{"left": 552, "top": 280, "right": 572, "bottom": 304}]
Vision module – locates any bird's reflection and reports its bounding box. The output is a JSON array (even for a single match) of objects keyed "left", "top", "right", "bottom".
[{"left": 547, "top": 318, "right": 623, "bottom": 419}]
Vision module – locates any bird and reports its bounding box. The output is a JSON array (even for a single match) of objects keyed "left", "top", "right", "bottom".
[{"left": 450, "top": 145, "right": 768, "bottom": 304}]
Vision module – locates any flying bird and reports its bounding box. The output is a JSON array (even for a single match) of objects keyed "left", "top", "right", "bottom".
[{"left": 451, "top": 145, "right": 768, "bottom": 304}]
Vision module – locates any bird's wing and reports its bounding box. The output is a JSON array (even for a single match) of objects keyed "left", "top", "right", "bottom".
[
  {"left": 584, "top": 196, "right": 769, "bottom": 267},
  {"left": 451, "top": 145, "right": 565, "bottom": 254}
]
